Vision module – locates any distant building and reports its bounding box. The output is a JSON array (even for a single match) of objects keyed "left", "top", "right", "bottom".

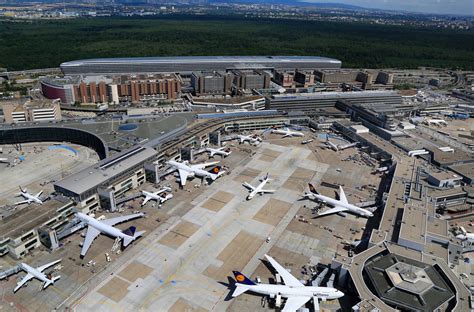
[
  {"left": 232, "top": 70, "right": 271, "bottom": 90},
  {"left": 294, "top": 70, "right": 315, "bottom": 87},
  {"left": 191, "top": 71, "right": 233, "bottom": 95},
  {"left": 41, "top": 74, "right": 181, "bottom": 105},
  {"left": 60, "top": 56, "right": 342, "bottom": 75},
  {"left": 2, "top": 101, "right": 62, "bottom": 123},
  {"left": 273, "top": 70, "right": 294, "bottom": 88}
]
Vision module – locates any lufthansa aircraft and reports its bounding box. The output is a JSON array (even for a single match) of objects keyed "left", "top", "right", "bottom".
[
  {"left": 141, "top": 187, "right": 173, "bottom": 206},
  {"left": 271, "top": 127, "right": 304, "bottom": 137},
  {"left": 14, "top": 186, "right": 43, "bottom": 205},
  {"left": 167, "top": 160, "right": 224, "bottom": 187},
  {"left": 205, "top": 147, "right": 232, "bottom": 158},
  {"left": 10, "top": 259, "right": 62, "bottom": 293},
  {"left": 232, "top": 254, "right": 344, "bottom": 312}
]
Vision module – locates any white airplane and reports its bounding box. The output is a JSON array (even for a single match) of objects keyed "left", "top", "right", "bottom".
[
  {"left": 326, "top": 140, "right": 358, "bottom": 152},
  {"left": 205, "top": 147, "right": 231, "bottom": 158},
  {"left": 456, "top": 226, "right": 474, "bottom": 244},
  {"left": 235, "top": 134, "right": 261, "bottom": 145},
  {"left": 167, "top": 160, "right": 224, "bottom": 187},
  {"left": 141, "top": 187, "right": 173, "bottom": 206},
  {"left": 242, "top": 173, "right": 275, "bottom": 200},
  {"left": 0, "top": 157, "right": 9, "bottom": 163},
  {"left": 12, "top": 259, "right": 61, "bottom": 293},
  {"left": 304, "top": 184, "right": 373, "bottom": 218},
  {"left": 76, "top": 212, "right": 145, "bottom": 258},
  {"left": 232, "top": 254, "right": 344, "bottom": 312},
  {"left": 271, "top": 127, "right": 304, "bottom": 137},
  {"left": 14, "top": 186, "right": 43, "bottom": 205},
  {"left": 301, "top": 139, "right": 313, "bottom": 145}
]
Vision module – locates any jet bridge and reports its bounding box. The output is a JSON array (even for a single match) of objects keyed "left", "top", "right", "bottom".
[{"left": 0, "top": 265, "right": 22, "bottom": 280}]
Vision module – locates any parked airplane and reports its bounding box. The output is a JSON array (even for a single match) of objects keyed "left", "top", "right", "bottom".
[
  {"left": 326, "top": 139, "right": 358, "bottom": 152},
  {"left": 271, "top": 127, "right": 304, "bottom": 137},
  {"left": 235, "top": 134, "right": 261, "bottom": 145},
  {"left": 242, "top": 173, "right": 275, "bottom": 200},
  {"left": 0, "top": 157, "right": 9, "bottom": 163},
  {"left": 167, "top": 160, "right": 224, "bottom": 187},
  {"left": 301, "top": 139, "right": 313, "bottom": 145},
  {"left": 12, "top": 259, "right": 61, "bottom": 293},
  {"left": 456, "top": 226, "right": 474, "bottom": 244},
  {"left": 232, "top": 254, "right": 344, "bottom": 312},
  {"left": 14, "top": 186, "right": 43, "bottom": 205},
  {"left": 141, "top": 187, "right": 173, "bottom": 206},
  {"left": 76, "top": 212, "right": 145, "bottom": 258},
  {"left": 303, "top": 184, "right": 373, "bottom": 218},
  {"left": 205, "top": 147, "right": 232, "bottom": 158}
]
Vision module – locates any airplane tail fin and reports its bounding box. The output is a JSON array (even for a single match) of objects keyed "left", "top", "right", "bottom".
[
  {"left": 122, "top": 227, "right": 145, "bottom": 247},
  {"left": 209, "top": 166, "right": 222, "bottom": 180},
  {"left": 232, "top": 271, "right": 256, "bottom": 286},
  {"left": 19, "top": 185, "right": 26, "bottom": 193},
  {"left": 308, "top": 183, "right": 319, "bottom": 195},
  {"left": 460, "top": 226, "right": 467, "bottom": 235}
]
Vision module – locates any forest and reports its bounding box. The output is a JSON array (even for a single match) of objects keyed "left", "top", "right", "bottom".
[{"left": 1, "top": 15, "right": 473, "bottom": 71}]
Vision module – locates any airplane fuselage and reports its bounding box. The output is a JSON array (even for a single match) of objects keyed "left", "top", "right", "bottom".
[
  {"left": 168, "top": 160, "right": 213, "bottom": 179},
  {"left": 311, "top": 193, "right": 373, "bottom": 217},
  {"left": 237, "top": 283, "right": 343, "bottom": 300},
  {"left": 21, "top": 192, "right": 43, "bottom": 204},
  {"left": 248, "top": 179, "right": 270, "bottom": 200},
  {"left": 77, "top": 213, "right": 134, "bottom": 241},
  {"left": 19, "top": 263, "right": 49, "bottom": 284}
]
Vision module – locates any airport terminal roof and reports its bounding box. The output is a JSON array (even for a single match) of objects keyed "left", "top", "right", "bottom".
[
  {"left": 61, "top": 55, "right": 341, "bottom": 67},
  {"left": 54, "top": 146, "right": 157, "bottom": 196},
  {"left": 364, "top": 253, "right": 455, "bottom": 312}
]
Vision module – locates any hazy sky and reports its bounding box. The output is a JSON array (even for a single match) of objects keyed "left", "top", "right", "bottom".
[{"left": 300, "top": 0, "right": 474, "bottom": 16}]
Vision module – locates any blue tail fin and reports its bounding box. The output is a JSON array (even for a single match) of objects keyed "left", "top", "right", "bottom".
[
  {"left": 122, "top": 226, "right": 136, "bottom": 236},
  {"left": 232, "top": 271, "right": 256, "bottom": 285},
  {"left": 308, "top": 183, "right": 319, "bottom": 195},
  {"left": 209, "top": 166, "right": 221, "bottom": 174}
]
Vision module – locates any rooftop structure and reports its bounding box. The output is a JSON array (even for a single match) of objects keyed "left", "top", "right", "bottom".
[
  {"left": 60, "top": 56, "right": 342, "bottom": 75},
  {"left": 364, "top": 253, "right": 455, "bottom": 312}
]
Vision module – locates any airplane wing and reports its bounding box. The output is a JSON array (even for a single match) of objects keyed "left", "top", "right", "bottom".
[
  {"left": 190, "top": 161, "right": 219, "bottom": 170},
  {"left": 282, "top": 296, "right": 312, "bottom": 312},
  {"left": 317, "top": 206, "right": 348, "bottom": 217},
  {"left": 142, "top": 196, "right": 151, "bottom": 206},
  {"left": 80, "top": 226, "right": 101, "bottom": 257},
  {"left": 259, "top": 189, "right": 276, "bottom": 193},
  {"left": 35, "top": 190, "right": 43, "bottom": 198},
  {"left": 101, "top": 213, "right": 145, "bottom": 226},
  {"left": 14, "top": 273, "right": 34, "bottom": 292},
  {"left": 37, "top": 259, "right": 62, "bottom": 272},
  {"left": 265, "top": 255, "right": 303, "bottom": 287},
  {"left": 14, "top": 200, "right": 30, "bottom": 206},
  {"left": 338, "top": 187, "right": 348, "bottom": 204},
  {"left": 177, "top": 169, "right": 189, "bottom": 186},
  {"left": 242, "top": 182, "right": 255, "bottom": 191}
]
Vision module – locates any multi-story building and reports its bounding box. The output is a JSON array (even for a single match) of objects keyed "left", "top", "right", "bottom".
[
  {"left": 2, "top": 101, "right": 62, "bottom": 123},
  {"left": 232, "top": 70, "right": 271, "bottom": 90},
  {"left": 41, "top": 74, "right": 181, "bottom": 105},
  {"left": 191, "top": 71, "right": 233, "bottom": 95},
  {"left": 273, "top": 70, "right": 295, "bottom": 88},
  {"left": 294, "top": 70, "right": 315, "bottom": 87}
]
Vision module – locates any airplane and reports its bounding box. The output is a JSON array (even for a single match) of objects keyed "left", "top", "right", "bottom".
[
  {"left": 301, "top": 139, "right": 313, "bottom": 145},
  {"left": 141, "top": 187, "right": 173, "bottom": 206},
  {"left": 456, "top": 226, "right": 474, "bottom": 244},
  {"left": 12, "top": 259, "right": 61, "bottom": 293},
  {"left": 0, "top": 157, "right": 9, "bottom": 163},
  {"left": 271, "top": 127, "right": 304, "bottom": 137},
  {"left": 14, "top": 186, "right": 43, "bottom": 205},
  {"left": 326, "top": 139, "right": 358, "bottom": 152},
  {"left": 242, "top": 173, "right": 275, "bottom": 200},
  {"left": 167, "top": 160, "right": 224, "bottom": 187},
  {"left": 232, "top": 254, "right": 344, "bottom": 312},
  {"left": 235, "top": 134, "right": 261, "bottom": 145},
  {"left": 76, "top": 212, "right": 145, "bottom": 258},
  {"left": 303, "top": 184, "right": 373, "bottom": 218},
  {"left": 205, "top": 147, "right": 232, "bottom": 158}
]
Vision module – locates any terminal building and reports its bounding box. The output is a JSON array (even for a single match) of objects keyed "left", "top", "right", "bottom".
[
  {"left": 2, "top": 101, "right": 62, "bottom": 123},
  {"left": 60, "top": 56, "right": 342, "bottom": 75},
  {"left": 41, "top": 74, "right": 182, "bottom": 105}
]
